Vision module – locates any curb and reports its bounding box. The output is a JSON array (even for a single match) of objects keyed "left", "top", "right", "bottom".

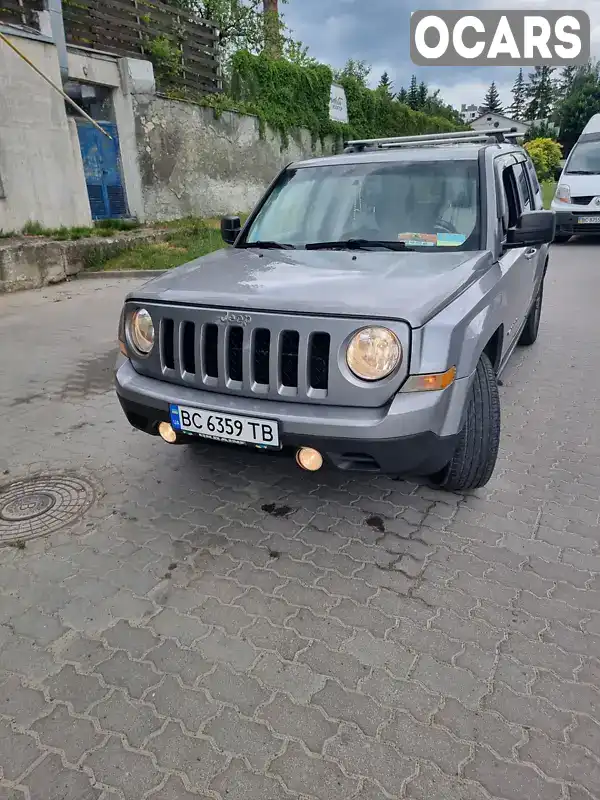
[{"left": 77, "top": 270, "right": 167, "bottom": 279}]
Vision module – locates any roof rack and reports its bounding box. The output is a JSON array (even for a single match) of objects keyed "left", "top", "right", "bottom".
[{"left": 343, "top": 128, "right": 520, "bottom": 152}]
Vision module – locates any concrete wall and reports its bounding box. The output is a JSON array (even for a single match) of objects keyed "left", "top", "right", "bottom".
[
  {"left": 0, "top": 30, "right": 92, "bottom": 231},
  {"left": 134, "top": 95, "right": 337, "bottom": 221}
]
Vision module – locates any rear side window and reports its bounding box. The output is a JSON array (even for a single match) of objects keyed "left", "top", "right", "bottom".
[
  {"left": 513, "top": 163, "right": 533, "bottom": 210},
  {"left": 525, "top": 157, "right": 541, "bottom": 196}
]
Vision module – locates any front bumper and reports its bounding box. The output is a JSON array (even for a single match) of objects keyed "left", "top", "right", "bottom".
[
  {"left": 115, "top": 358, "right": 471, "bottom": 475},
  {"left": 553, "top": 207, "right": 600, "bottom": 236}
]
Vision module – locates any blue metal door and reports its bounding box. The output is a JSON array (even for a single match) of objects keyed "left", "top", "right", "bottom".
[{"left": 76, "top": 120, "right": 128, "bottom": 220}]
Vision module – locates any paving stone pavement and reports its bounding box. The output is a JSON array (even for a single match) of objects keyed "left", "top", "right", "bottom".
[{"left": 0, "top": 242, "right": 599, "bottom": 800}]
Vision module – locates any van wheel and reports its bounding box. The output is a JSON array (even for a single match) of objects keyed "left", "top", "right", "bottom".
[
  {"left": 553, "top": 235, "right": 571, "bottom": 244},
  {"left": 518, "top": 280, "right": 543, "bottom": 346},
  {"left": 429, "top": 353, "right": 500, "bottom": 492}
]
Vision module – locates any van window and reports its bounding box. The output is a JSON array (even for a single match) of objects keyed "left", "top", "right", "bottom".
[{"left": 566, "top": 139, "right": 600, "bottom": 175}]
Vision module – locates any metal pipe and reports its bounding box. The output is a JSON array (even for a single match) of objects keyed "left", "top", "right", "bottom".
[{"left": 0, "top": 29, "right": 112, "bottom": 138}]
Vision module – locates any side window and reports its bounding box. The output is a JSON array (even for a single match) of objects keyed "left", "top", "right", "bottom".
[
  {"left": 513, "top": 162, "right": 533, "bottom": 210},
  {"left": 525, "top": 157, "right": 541, "bottom": 198}
]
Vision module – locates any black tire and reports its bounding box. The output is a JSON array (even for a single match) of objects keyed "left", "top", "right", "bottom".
[
  {"left": 518, "top": 279, "right": 543, "bottom": 346},
  {"left": 430, "top": 353, "right": 500, "bottom": 492},
  {"left": 553, "top": 235, "right": 571, "bottom": 244}
]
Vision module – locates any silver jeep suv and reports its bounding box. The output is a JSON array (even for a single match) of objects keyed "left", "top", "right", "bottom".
[{"left": 115, "top": 128, "right": 555, "bottom": 492}]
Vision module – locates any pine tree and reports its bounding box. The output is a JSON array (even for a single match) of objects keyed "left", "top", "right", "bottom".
[
  {"left": 378, "top": 71, "right": 394, "bottom": 98},
  {"left": 481, "top": 81, "right": 503, "bottom": 114},
  {"left": 509, "top": 69, "right": 526, "bottom": 120},
  {"left": 396, "top": 86, "right": 408, "bottom": 104},
  {"left": 407, "top": 74, "right": 419, "bottom": 109},
  {"left": 417, "top": 81, "right": 428, "bottom": 109},
  {"left": 556, "top": 66, "right": 577, "bottom": 102},
  {"left": 525, "top": 66, "right": 555, "bottom": 121}
]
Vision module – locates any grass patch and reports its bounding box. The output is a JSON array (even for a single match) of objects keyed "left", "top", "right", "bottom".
[
  {"left": 19, "top": 218, "right": 142, "bottom": 241},
  {"left": 542, "top": 181, "right": 557, "bottom": 209},
  {"left": 93, "top": 221, "right": 225, "bottom": 271}
]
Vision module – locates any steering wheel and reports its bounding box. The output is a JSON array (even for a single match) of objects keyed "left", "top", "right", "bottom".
[{"left": 434, "top": 218, "right": 458, "bottom": 234}]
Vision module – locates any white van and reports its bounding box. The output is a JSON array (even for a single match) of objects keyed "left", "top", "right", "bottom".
[{"left": 551, "top": 113, "right": 600, "bottom": 242}]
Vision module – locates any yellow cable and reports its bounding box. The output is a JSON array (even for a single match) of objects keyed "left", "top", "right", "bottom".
[{"left": 0, "top": 29, "right": 112, "bottom": 138}]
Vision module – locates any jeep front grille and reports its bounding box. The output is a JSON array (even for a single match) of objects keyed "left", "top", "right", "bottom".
[
  {"left": 126, "top": 302, "right": 411, "bottom": 408},
  {"left": 159, "top": 317, "right": 331, "bottom": 397}
]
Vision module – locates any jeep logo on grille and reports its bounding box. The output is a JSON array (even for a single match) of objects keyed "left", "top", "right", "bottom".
[{"left": 218, "top": 312, "right": 252, "bottom": 326}]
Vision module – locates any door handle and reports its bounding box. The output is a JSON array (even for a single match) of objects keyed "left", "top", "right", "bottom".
[{"left": 524, "top": 247, "right": 537, "bottom": 259}]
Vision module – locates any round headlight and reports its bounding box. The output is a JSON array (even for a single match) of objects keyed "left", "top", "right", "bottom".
[
  {"left": 346, "top": 327, "right": 401, "bottom": 381},
  {"left": 127, "top": 308, "right": 154, "bottom": 355}
]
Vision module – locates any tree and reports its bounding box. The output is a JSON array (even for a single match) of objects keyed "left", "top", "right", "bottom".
[
  {"left": 509, "top": 69, "right": 526, "bottom": 121},
  {"left": 378, "top": 71, "right": 394, "bottom": 97},
  {"left": 481, "top": 81, "right": 503, "bottom": 114},
  {"left": 407, "top": 74, "right": 419, "bottom": 109},
  {"left": 524, "top": 120, "right": 559, "bottom": 143},
  {"left": 417, "top": 81, "right": 428, "bottom": 109},
  {"left": 172, "top": 0, "right": 316, "bottom": 73},
  {"left": 557, "top": 66, "right": 577, "bottom": 102},
  {"left": 525, "top": 66, "right": 555, "bottom": 121},
  {"left": 284, "top": 37, "right": 318, "bottom": 67},
  {"left": 262, "top": 0, "right": 281, "bottom": 57},
  {"left": 396, "top": 86, "right": 408, "bottom": 104},
  {"left": 555, "top": 64, "right": 600, "bottom": 151},
  {"left": 333, "top": 58, "right": 371, "bottom": 87}
]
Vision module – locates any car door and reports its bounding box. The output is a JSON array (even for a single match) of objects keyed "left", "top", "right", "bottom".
[{"left": 495, "top": 156, "right": 534, "bottom": 351}]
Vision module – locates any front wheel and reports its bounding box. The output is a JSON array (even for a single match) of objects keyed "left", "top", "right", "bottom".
[{"left": 429, "top": 353, "right": 500, "bottom": 492}]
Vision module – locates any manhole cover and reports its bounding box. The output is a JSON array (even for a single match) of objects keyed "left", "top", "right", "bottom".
[{"left": 0, "top": 474, "right": 96, "bottom": 545}]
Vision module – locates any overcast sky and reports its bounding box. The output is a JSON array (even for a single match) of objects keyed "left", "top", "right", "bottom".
[{"left": 282, "top": 0, "right": 600, "bottom": 111}]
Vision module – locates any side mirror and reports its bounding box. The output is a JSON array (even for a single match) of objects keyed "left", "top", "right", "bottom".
[
  {"left": 505, "top": 210, "right": 556, "bottom": 249},
  {"left": 221, "top": 215, "right": 241, "bottom": 245}
]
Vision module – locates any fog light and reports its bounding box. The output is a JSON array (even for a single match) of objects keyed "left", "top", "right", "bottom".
[
  {"left": 296, "top": 447, "right": 323, "bottom": 471},
  {"left": 158, "top": 422, "right": 178, "bottom": 443}
]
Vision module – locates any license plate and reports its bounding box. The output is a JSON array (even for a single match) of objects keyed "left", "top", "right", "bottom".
[
  {"left": 169, "top": 404, "right": 280, "bottom": 448},
  {"left": 577, "top": 216, "right": 600, "bottom": 224}
]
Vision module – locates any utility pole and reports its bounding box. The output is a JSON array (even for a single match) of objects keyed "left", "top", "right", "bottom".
[{"left": 263, "top": 0, "right": 281, "bottom": 58}]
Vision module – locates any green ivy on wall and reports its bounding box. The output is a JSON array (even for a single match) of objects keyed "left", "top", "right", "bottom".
[
  {"left": 227, "top": 51, "right": 462, "bottom": 147},
  {"left": 163, "top": 50, "right": 464, "bottom": 149}
]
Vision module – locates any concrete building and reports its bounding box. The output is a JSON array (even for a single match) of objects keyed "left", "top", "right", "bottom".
[
  {"left": 0, "top": 12, "right": 152, "bottom": 231},
  {"left": 470, "top": 111, "right": 530, "bottom": 135},
  {"left": 460, "top": 103, "right": 480, "bottom": 124}
]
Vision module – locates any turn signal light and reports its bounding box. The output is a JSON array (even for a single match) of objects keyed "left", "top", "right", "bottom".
[{"left": 401, "top": 366, "right": 457, "bottom": 392}]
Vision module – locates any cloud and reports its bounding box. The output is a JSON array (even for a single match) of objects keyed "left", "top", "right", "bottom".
[{"left": 282, "top": 0, "right": 600, "bottom": 109}]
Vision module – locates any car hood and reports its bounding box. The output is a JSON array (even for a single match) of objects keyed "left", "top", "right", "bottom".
[
  {"left": 559, "top": 173, "right": 600, "bottom": 196},
  {"left": 127, "top": 247, "right": 493, "bottom": 328}
]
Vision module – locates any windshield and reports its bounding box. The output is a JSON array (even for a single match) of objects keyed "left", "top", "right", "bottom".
[
  {"left": 566, "top": 139, "right": 600, "bottom": 174},
  {"left": 242, "top": 159, "right": 481, "bottom": 251}
]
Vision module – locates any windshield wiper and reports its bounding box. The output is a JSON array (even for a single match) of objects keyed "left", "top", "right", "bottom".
[
  {"left": 240, "top": 241, "right": 296, "bottom": 250},
  {"left": 305, "top": 239, "right": 416, "bottom": 251},
  {"left": 566, "top": 170, "right": 600, "bottom": 175}
]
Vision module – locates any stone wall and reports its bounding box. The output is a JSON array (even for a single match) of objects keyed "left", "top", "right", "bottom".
[{"left": 134, "top": 95, "right": 336, "bottom": 221}]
